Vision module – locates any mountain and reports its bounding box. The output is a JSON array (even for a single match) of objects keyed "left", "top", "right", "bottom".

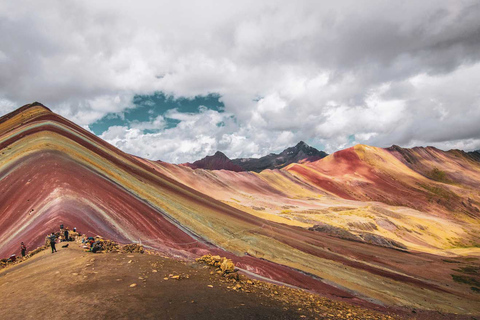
[
  {"left": 186, "top": 141, "right": 327, "bottom": 172},
  {"left": 160, "top": 143, "right": 480, "bottom": 251},
  {"left": 150, "top": 145, "right": 480, "bottom": 313},
  {"left": 183, "top": 151, "right": 244, "bottom": 172},
  {"left": 231, "top": 141, "right": 328, "bottom": 172},
  {"left": 2, "top": 103, "right": 349, "bottom": 295},
  {"left": 2, "top": 103, "right": 480, "bottom": 315}
]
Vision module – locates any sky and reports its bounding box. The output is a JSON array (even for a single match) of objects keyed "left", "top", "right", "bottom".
[{"left": 0, "top": 1, "right": 479, "bottom": 163}]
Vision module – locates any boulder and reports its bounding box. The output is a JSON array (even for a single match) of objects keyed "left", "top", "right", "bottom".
[{"left": 220, "top": 258, "right": 235, "bottom": 274}]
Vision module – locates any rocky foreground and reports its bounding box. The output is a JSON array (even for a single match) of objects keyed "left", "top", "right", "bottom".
[{"left": 1, "top": 243, "right": 476, "bottom": 320}]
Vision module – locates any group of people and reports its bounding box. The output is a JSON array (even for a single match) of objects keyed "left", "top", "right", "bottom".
[
  {"left": 9, "top": 226, "right": 79, "bottom": 262},
  {"left": 81, "top": 236, "right": 103, "bottom": 253},
  {"left": 48, "top": 226, "right": 78, "bottom": 253}
]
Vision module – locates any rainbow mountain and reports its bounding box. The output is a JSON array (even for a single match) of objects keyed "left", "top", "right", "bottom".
[{"left": 1, "top": 102, "right": 480, "bottom": 315}]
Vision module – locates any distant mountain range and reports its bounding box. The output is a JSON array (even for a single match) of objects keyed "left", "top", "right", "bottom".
[{"left": 184, "top": 141, "right": 328, "bottom": 172}]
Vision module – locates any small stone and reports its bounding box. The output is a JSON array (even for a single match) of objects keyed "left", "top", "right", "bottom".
[
  {"left": 128, "top": 260, "right": 133, "bottom": 264},
  {"left": 226, "top": 272, "right": 239, "bottom": 281},
  {"left": 163, "top": 277, "right": 169, "bottom": 280},
  {"left": 152, "top": 270, "right": 157, "bottom": 273},
  {"left": 130, "top": 283, "right": 137, "bottom": 288},
  {"left": 232, "top": 284, "right": 242, "bottom": 290},
  {"left": 72, "top": 273, "right": 78, "bottom": 276},
  {"left": 207, "top": 285, "right": 213, "bottom": 288}
]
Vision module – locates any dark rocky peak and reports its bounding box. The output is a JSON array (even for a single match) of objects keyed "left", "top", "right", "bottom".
[
  {"left": 212, "top": 151, "right": 228, "bottom": 159},
  {"left": 231, "top": 142, "right": 328, "bottom": 172},
  {"left": 285, "top": 141, "right": 323, "bottom": 156},
  {"left": 184, "top": 151, "right": 244, "bottom": 172}
]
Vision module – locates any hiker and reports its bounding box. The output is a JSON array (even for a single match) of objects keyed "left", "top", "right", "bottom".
[
  {"left": 91, "top": 241, "right": 101, "bottom": 253},
  {"left": 64, "top": 228, "right": 69, "bottom": 242},
  {"left": 20, "top": 242, "right": 27, "bottom": 257},
  {"left": 73, "top": 227, "right": 76, "bottom": 233},
  {"left": 49, "top": 233, "right": 57, "bottom": 253},
  {"left": 88, "top": 239, "right": 95, "bottom": 250}
]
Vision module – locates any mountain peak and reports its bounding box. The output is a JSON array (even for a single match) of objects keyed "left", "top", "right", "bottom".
[
  {"left": 295, "top": 141, "right": 308, "bottom": 148},
  {"left": 184, "top": 151, "right": 244, "bottom": 172},
  {"left": 0, "top": 102, "right": 54, "bottom": 135},
  {"left": 213, "top": 151, "right": 228, "bottom": 158},
  {"left": 0, "top": 102, "right": 52, "bottom": 122}
]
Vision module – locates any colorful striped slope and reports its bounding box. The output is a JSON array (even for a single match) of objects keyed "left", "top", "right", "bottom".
[{"left": 1, "top": 103, "right": 480, "bottom": 315}]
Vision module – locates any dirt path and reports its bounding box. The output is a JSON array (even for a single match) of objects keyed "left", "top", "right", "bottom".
[{"left": 0, "top": 244, "right": 473, "bottom": 320}]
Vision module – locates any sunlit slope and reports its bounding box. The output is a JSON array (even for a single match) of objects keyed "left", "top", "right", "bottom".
[
  {"left": 288, "top": 145, "right": 480, "bottom": 216},
  {"left": 151, "top": 144, "right": 480, "bottom": 254},
  {"left": 1, "top": 103, "right": 480, "bottom": 314},
  {"left": 285, "top": 145, "right": 480, "bottom": 249}
]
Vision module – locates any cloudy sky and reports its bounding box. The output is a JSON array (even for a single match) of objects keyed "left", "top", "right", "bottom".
[{"left": 1, "top": 1, "right": 479, "bottom": 163}]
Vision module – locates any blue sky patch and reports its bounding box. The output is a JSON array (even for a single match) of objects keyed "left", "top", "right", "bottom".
[{"left": 89, "top": 92, "right": 224, "bottom": 135}]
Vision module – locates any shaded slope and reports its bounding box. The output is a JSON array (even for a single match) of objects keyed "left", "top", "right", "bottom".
[
  {"left": 389, "top": 145, "right": 480, "bottom": 190},
  {"left": 469, "top": 150, "right": 480, "bottom": 162}
]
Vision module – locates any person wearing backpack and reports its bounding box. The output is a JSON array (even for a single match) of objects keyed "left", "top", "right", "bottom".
[
  {"left": 49, "top": 233, "right": 57, "bottom": 253},
  {"left": 20, "top": 242, "right": 27, "bottom": 257}
]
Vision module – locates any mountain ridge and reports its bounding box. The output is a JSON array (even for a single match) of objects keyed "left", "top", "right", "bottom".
[{"left": 184, "top": 141, "right": 328, "bottom": 172}]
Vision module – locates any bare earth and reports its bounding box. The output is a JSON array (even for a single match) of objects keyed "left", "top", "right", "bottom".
[{"left": 0, "top": 244, "right": 475, "bottom": 320}]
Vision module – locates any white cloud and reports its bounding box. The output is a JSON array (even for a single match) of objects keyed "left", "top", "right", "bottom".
[{"left": 0, "top": 0, "right": 479, "bottom": 162}]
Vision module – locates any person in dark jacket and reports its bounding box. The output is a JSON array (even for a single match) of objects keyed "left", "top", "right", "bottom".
[
  {"left": 49, "top": 233, "right": 57, "bottom": 253},
  {"left": 64, "top": 229, "right": 69, "bottom": 242},
  {"left": 20, "top": 242, "right": 27, "bottom": 257}
]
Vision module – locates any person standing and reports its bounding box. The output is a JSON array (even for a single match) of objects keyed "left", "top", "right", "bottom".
[
  {"left": 20, "top": 242, "right": 27, "bottom": 257},
  {"left": 64, "top": 228, "right": 69, "bottom": 242},
  {"left": 49, "top": 233, "right": 57, "bottom": 253}
]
